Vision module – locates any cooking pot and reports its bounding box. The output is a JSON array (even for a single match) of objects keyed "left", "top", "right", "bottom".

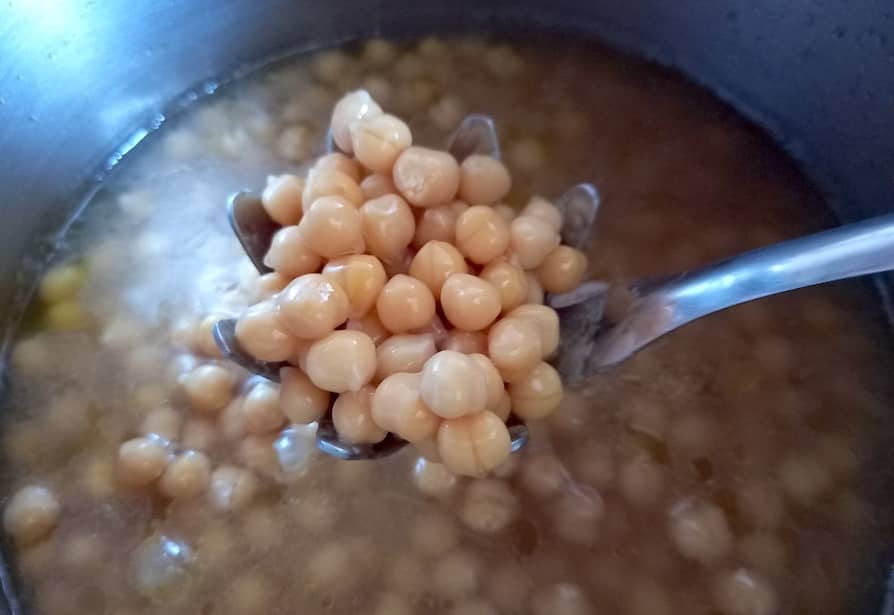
[{"left": 0, "top": 1, "right": 892, "bottom": 613}]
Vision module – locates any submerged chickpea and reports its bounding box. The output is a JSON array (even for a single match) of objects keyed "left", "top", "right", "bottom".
[
  {"left": 480, "top": 259, "right": 528, "bottom": 313},
  {"left": 333, "top": 386, "right": 387, "bottom": 444},
  {"left": 313, "top": 151, "right": 362, "bottom": 182},
  {"left": 712, "top": 568, "right": 778, "bottom": 615},
  {"left": 159, "top": 451, "right": 211, "bottom": 499},
  {"left": 488, "top": 318, "right": 542, "bottom": 379},
  {"left": 440, "top": 274, "right": 502, "bottom": 331},
  {"left": 360, "top": 173, "right": 397, "bottom": 200},
  {"left": 537, "top": 246, "right": 587, "bottom": 294},
  {"left": 322, "top": 255, "right": 387, "bottom": 318},
  {"left": 360, "top": 194, "right": 416, "bottom": 261},
  {"left": 242, "top": 382, "right": 286, "bottom": 435},
  {"left": 235, "top": 300, "right": 297, "bottom": 362},
  {"left": 117, "top": 437, "right": 171, "bottom": 487},
  {"left": 371, "top": 372, "right": 440, "bottom": 442},
  {"left": 376, "top": 333, "right": 437, "bottom": 381},
  {"left": 305, "top": 330, "right": 377, "bottom": 393},
  {"left": 668, "top": 497, "right": 733, "bottom": 564},
  {"left": 509, "top": 215, "right": 560, "bottom": 270},
  {"left": 393, "top": 146, "right": 461, "bottom": 207},
  {"left": 508, "top": 362, "right": 563, "bottom": 419},
  {"left": 298, "top": 196, "right": 365, "bottom": 258},
  {"left": 180, "top": 364, "right": 236, "bottom": 413},
  {"left": 39, "top": 263, "right": 86, "bottom": 303},
  {"left": 409, "top": 240, "right": 468, "bottom": 298},
  {"left": 276, "top": 274, "right": 350, "bottom": 339},
  {"left": 331, "top": 89, "right": 383, "bottom": 154},
  {"left": 376, "top": 274, "right": 437, "bottom": 333},
  {"left": 261, "top": 174, "right": 304, "bottom": 225},
  {"left": 263, "top": 226, "right": 323, "bottom": 278},
  {"left": 458, "top": 155, "right": 511, "bottom": 206},
  {"left": 437, "top": 411, "right": 511, "bottom": 477},
  {"left": 302, "top": 167, "right": 364, "bottom": 208},
  {"left": 209, "top": 466, "right": 258, "bottom": 512},
  {"left": 441, "top": 330, "right": 488, "bottom": 355},
  {"left": 3, "top": 485, "right": 59, "bottom": 545},
  {"left": 521, "top": 196, "right": 562, "bottom": 231},
  {"left": 279, "top": 366, "right": 331, "bottom": 424},
  {"left": 421, "top": 351, "right": 488, "bottom": 419},
  {"left": 455, "top": 205, "right": 511, "bottom": 265},
  {"left": 350, "top": 113, "right": 412, "bottom": 173}
]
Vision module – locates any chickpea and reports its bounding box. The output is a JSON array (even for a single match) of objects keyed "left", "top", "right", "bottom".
[
  {"left": 181, "top": 419, "right": 218, "bottom": 451},
  {"left": 383, "top": 247, "right": 414, "bottom": 278},
  {"left": 346, "top": 310, "right": 389, "bottom": 344},
  {"left": 322, "top": 254, "right": 386, "bottom": 318},
  {"left": 454, "top": 205, "right": 511, "bottom": 265},
  {"left": 440, "top": 330, "right": 488, "bottom": 355},
  {"left": 376, "top": 334, "right": 437, "bottom": 381},
  {"left": 242, "top": 381, "right": 286, "bottom": 435},
  {"left": 179, "top": 364, "right": 236, "bottom": 414},
  {"left": 507, "top": 361, "right": 563, "bottom": 419},
  {"left": 437, "top": 411, "right": 511, "bottom": 477},
  {"left": 298, "top": 196, "right": 365, "bottom": 258},
  {"left": 458, "top": 155, "right": 511, "bottom": 206},
  {"left": 461, "top": 478, "right": 518, "bottom": 534},
  {"left": 432, "top": 550, "right": 481, "bottom": 599},
  {"left": 440, "top": 274, "right": 502, "bottom": 332},
  {"left": 302, "top": 167, "right": 364, "bottom": 208},
  {"left": 412, "top": 457, "right": 458, "bottom": 497},
  {"left": 712, "top": 568, "right": 778, "bottom": 615},
  {"left": 188, "top": 314, "right": 222, "bottom": 357},
  {"left": 668, "top": 497, "right": 732, "bottom": 564},
  {"left": 537, "top": 246, "right": 587, "bottom": 294},
  {"left": 263, "top": 226, "right": 323, "bottom": 278},
  {"left": 371, "top": 372, "right": 440, "bottom": 442},
  {"left": 531, "top": 583, "right": 592, "bottom": 615},
  {"left": 493, "top": 203, "right": 517, "bottom": 223},
  {"left": 521, "top": 196, "right": 562, "bottom": 231},
  {"left": 235, "top": 300, "right": 297, "bottom": 362},
  {"left": 208, "top": 465, "right": 258, "bottom": 512},
  {"left": 313, "top": 151, "right": 362, "bottom": 182},
  {"left": 376, "top": 274, "right": 437, "bottom": 333},
  {"left": 330, "top": 89, "right": 383, "bottom": 154},
  {"left": 279, "top": 366, "right": 331, "bottom": 424},
  {"left": 261, "top": 174, "right": 304, "bottom": 225},
  {"left": 413, "top": 437, "right": 442, "bottom": 462},
  {"left": 44, "top": 300, "right": 91, "bottom": 331},
  {"left": 276, "top": 274, "right": 350, "bottom": 339},
  {"left": 487, "top": 317, "right": 542, "bottom": 379},
  {"left": 520, "top": 454, "right": 567, "bottom": 497},
  {"left": 421, "top": 351, "right": 488, "bottom": 419},
  {"left": 360, "top": 194, "right": 416, "bottom": 261},
  {"left": 360, "top": 173, "right": 397, "bottom": 200},
  {"left": 364, "top": 39, "right": 398, "bottom": 66},
  {"left": 117, "top": 437, "right": 171, "bottom": 487},
  {"left": 414, "top": 313, "right": 449, "bottom": 346},
  {"left": 480, "top": 259, "right": 528, "bottom": 313},
  {"left": 408, "top": 240, "right": 469, "bottom": 298},
  {"left": 778, "top": 454, "right": 832, "bottom": 505},
  {"left": 466, "top": 353, "right": 504, "bottom": 411},
  {"left": 39, "top": 263, "right": 86, "bottom": 303},
  {"left": 141, "top": 406, "right": 183, "bottom": 441},
  {"left": 509, "top": 215, "right": 560, "bottom": 270},
  {"left": 333, "top": 386, "right": 387, "bottom": 444},
  {"left": 506, "top": 304, "right": 560, "bottom": 357},
  {"left": 525, "top": 271, "right": 545, "bottom": 304},
  {"left": 411, "top": 511, "right": 459, "bottom": 558},
  {"left": 393, "top": 146, "right": 460, "bottom": 207},
  {"left": 350, "top": 113, "right": 412, "bottom": 173},
  {"left": 620, "top": 455, "right": 665, "bottom": 508},
  {"left": 3, "top": 485, "right": 60, "bottom": 545},
  {"left": 305, "top": 330, "right": 377, "bottom": 393},
  {"left": 159, "top": 450, "right": 211, "bottom": 499},
  {"left": 413, "top": 205, "right": 459, "bottom": 250}
]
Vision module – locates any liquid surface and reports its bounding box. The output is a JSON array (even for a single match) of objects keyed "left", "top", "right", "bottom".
[{"left": 2, "top": 37, "right": 890, "bottom": 615}]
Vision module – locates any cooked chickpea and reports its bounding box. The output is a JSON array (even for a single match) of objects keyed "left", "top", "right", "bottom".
[
  {"left": 506, "top": 304, "right": 560, "bottom": 357},
  {"left": 279, "top": 366, "right": 331, "bottom": 424},
  {"left": 208, "top": 465, "right": 258, "bottom": 512},
  {"left": 360, "top": 173, "right": 397, "bottom": 200},
  {"left": 493, "top": 203, "right": 517, "bottom": 223},
  {"left": 509, "top": 215, "right": 560, "bottom": 270},
  {"left": 298, "top": 196, "right": 365, "bottom": 258},
  {"left": 487, "top": 317, "right": 542, "bottom": 379},
  {"left": 322, "top": 254, "right": 386, "bottom": 318},
  {"left": 620, "top": 455, "right": 665, "bottom": 508},
  {"left": 521, "top": 196, "right": 562, "bottom": 231},
  {"left": 261, "top": 174, "right": 304, "bottom": 225},
  {"left": 360, "top": 194, "right": 416, "bottom": 261},
  {"left": 479, "top": 259, "right": 528, "bottom": 313},
  {"left": 332, "top": 386, "right": 387, "bottom": 444},
  {"left": 181, "top": 419, "right": 218, "bottom": 451},
  {"left": 117, "top": 437, "right": 171, "bottom": 487},
  {"left": 350, "top": 113, "right": 412, "bottom": 173},
  {"left": 440, "top": 274, "right": 502, "bottom": 331},
  {"left": 376, "top": 274, "right": 437, "bottom": 333},
  {"left": 412, "top": 457, "right": 458, "bottom": 497},
  {"left": 413, "top": 205, "right": 458, "bottom": 250},
  {"left": 432, "top": 550, "right": 482, "bottom": 599},
  {"left": 408, "top": 240, "right": 469, "bottom": 297},
  {"left": 458, "top": 155, "right": 511, "bottom": 206},
  {"left": 491, "top": 391, "right": 512, "bottom": 421},
  {"left": 235, "top": 300, "right": 297, "bottom": 362},
  {"left": 466, "top": 353, "right": 504, "bottom": 411},
  {"left": 376, "top": 333, "right": 437, "bottom": 381},
  {"left": 393, "top": 146, "right": 460, "bottom": 207},
  {"left": 305, "top": 330, "right": 377, "bottom": 393},
  {"left": 421, "top": 351, "right": 488, "bottom": 419},
  {"left": 346, "top": 310, "right": 390, "bottom": 344},
  {"left": 331, "top": 89, "right": 383, "bottom": 154},
  {"left": 141, "top": 406, "right": 182, "bottom": 441},
  {"left": 159, "top": 451, "right": 211, "bottom": 499},
  {"left": 411, "top": 511, "right": 459, "bottom": 558},
  {"left": 531, "top": 583, "right": 592, "bottom": 615},
  {"left": 508, "top": 361, "right": 563, "bottom": 419},
  {"left": 313, "top": 151, "right": 362, "bottom": 182},
  {"left": 437, "top": 411, "right": 511, "bottom": 477},
  {"left": 180, "top": 364, "right": 236, "bottom": 413},
  {"left": 190, "top": 314, "right": 224, "bottom": 358},
  {"left": 242, "top": 382, "right": 286, "bottom": 435},
  {"left": 371, "top": 372, "right": 440, "bottom": 442},
  {"left": 263, "top": 226, "right": 323, "bottom": 278},
  {"left": 302, "top": 167, "right": 364, "bottom": 209},
  {"left": 461, "top": 478, "right": 518, "bottom": 534},
  {"left": 525, "top": 272, "right": 545, "bottom": 304},
  {"left": 3, "top": 486, "right": 60, "bottom": 545},
  {"left": 276, "top": 274, "right": 350, "bottom": 339},
  {"left": 712, "top": 568, "right": 778, "bottom": 615},
  {"left": 454, "top": 205, "right": 511, "bottom": 265},
  {"left": 39, "top": 263, "right": 86, "bottom": 303},
  {"left": 441, "top": 330, "right": 488, "bottom": 354},
  {"left": 668, "top": 497, "right": 732, "bottom": 564},
  {"left": 537, "top": 246, "right": 587, "bottom": 294}
]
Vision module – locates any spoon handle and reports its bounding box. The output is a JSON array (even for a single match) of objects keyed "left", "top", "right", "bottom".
[{"left": 589, "top": 213, "right": 894, "bottom": 369}]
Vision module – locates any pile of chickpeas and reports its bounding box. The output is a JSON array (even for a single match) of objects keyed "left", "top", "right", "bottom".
[{"left": 228, "top": 89, "right": 585, "bottom": 477}]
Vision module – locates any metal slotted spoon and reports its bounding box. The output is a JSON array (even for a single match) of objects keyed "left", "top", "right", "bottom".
[{"left": 213, "top": 114, "right": 602, "bottom": 460}]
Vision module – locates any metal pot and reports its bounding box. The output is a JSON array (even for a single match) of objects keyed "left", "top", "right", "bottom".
[{"left": 0, "top": 1, "right": 892, "bottom": 612}]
